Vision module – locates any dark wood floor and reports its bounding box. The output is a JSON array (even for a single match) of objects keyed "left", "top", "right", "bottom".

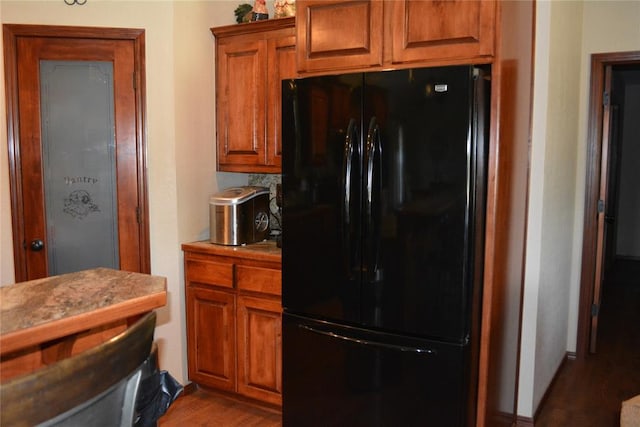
[
  {"left": 159, "top": 260, "right": 639, "bottom": 426},
  {"left": 158, "top": 387, "right": 281, "bottom": 427},
  {"left": 534, "top": 259, "right": 640, "bottom": 426}
]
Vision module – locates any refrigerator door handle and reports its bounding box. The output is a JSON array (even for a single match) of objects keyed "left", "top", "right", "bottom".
[
  {"left": 298, "top": 324, "right": 437, "bottom": 355},
  {"left": 342, "top": 119, "right": 357, "bottom": 279},
  {"left": 364, "top": 117, "right": 382, "bottom": 282}
]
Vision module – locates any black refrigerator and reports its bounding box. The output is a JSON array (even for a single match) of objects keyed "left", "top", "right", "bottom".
[{"left": 281, "top": 66, "right": 489, "bottom": 427}]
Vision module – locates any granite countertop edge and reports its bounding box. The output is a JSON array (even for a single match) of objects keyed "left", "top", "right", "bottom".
[
  {"left": 0, "top": 268, "right": 167, "bottom": 340},
  {"left": 182, "top": 239, "right": 281, "bottom": 263}
]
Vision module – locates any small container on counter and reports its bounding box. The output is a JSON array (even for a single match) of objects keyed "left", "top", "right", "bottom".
[{"left": 209, "top": 186, "right": 270, "bottom": 246}]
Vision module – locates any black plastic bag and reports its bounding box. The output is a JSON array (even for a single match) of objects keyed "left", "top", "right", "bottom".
[{"left": 134, "top": 354, "right": 183, "bottom": 427}]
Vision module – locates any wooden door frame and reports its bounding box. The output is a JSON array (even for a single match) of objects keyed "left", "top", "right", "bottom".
[
  {"left": 577, "top": 50, "right": 640, "bottom": 359},
  {"left": 3, "top": 24, "right": 150, "bottom": 281}
]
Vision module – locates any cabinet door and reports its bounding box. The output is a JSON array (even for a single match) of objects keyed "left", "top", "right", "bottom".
[
  {"left": 390, "top": 0, "right": 496, "bottom": 64},
  {"left": 266, "top": 35, "right": 296, "bottom": 170},
  {"left": 237, "top": 295, "right": 282, "bottom": 405},
  {"left": 216, "top": 39, "right": 267, "bottom": 171},
  {"left": 186, "top": 286, "right": 236, "bottom": 392},
  {"left": 297, "top": 0, "right": 383, "bottom": 73}
]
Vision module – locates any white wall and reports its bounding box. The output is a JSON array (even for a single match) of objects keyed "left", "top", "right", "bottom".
[
  {"left": 0, "top": 0, "right": 246, "bottom": 384},
  {"left": 519, "top": 0, "right": 583, "bottom": 417},
  {"left": 519, "top": 0, "right": 640, "bottom": 418}
]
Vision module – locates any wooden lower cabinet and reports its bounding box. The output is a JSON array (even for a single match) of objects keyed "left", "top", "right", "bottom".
[
  {"left": 183, "top": 241, "right": 282, "bottom": 406},
  {"left": 237, "top": 295, "right": 282, "bottom": 404},
  {"left": 186, "top": 286, "right": 236, "bottom": 392}
]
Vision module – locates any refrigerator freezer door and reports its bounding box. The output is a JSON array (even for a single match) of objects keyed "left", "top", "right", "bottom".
[
  {"left": 360, "top": 67, "right": 485, "bottom": 343},
  {"left": 283, "top": 313, "right": 471, "bottom": 427},
  {"left": 281, "top": 73, "right": 364, "bottom": 324}
]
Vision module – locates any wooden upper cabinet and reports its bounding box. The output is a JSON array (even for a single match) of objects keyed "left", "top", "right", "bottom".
[
  {"left": 212, "top": 18, "right": 295, "bottom": 173},
  {"left": 390, "top": 0, "right": 495, "bottom": 64},
  {"left": 216, "top": 39, "right": 267, "bottom": 171},
  {"left": 296, "top": 0, "right": 496, "bottom": 74},
  {"left": 296, "top": 0, "right": 383, "bottom": 73},
  {"left": 267, "top": 34, "right": 297, "bottom": 169}
]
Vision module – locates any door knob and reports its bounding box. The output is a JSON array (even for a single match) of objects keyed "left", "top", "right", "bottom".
[{"left": 30, "top": 239, "right": 44, "bottom": 251}]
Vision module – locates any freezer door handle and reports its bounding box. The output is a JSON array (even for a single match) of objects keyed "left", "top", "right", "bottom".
[
  {"left": 298, "top": 324, "right": 437, "bottom": 355},
  {"left": 364, "top": 117, "right": 382, "bottom": 282},
  {"left": 342, "top": 119, "right": 358, "bottom": 280}
]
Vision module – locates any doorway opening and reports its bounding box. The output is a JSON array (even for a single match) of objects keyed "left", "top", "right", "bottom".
[{"left": 577, "top": 51, "right": 640, "bottom": 359}]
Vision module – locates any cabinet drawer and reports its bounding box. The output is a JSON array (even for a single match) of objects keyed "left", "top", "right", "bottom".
[
  {"left": 186, "top": 258, "right": 234, "bottom": 288},
  {"left": 236, "top": 265, "right": 281, "bottom": 295}
]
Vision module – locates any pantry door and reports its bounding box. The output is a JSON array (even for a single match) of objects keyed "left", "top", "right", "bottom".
[{"left": 3, "top": 25, "right": 150, "bottom": 281}]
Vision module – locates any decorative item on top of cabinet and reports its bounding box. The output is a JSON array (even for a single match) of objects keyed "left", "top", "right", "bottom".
[
  {"left": 234, "top": 3, "right": 253, "bottom": 23},
  {"left": 296, "top": 0, "right": 496, "bottom": 74},
  {"left": 274, "top": 0, "right": 296, "bottom": 18},
  {"left": 183, "top": 241, "right": 282, "bottom": 406},
  {"left": 251, "top": 0, "right": 269, "bottom": 21},
  {"left": 212, "top": 17, "right": 295, "bottom": 173}
]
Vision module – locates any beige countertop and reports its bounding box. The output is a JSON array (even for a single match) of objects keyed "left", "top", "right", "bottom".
[{"left": 0, "top": 267, "right": 167, "bottom": 356}]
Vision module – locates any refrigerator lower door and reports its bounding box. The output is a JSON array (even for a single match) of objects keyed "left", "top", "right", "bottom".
[{"left": 283, "top": 313, "right": 471, "bottom": 427}]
